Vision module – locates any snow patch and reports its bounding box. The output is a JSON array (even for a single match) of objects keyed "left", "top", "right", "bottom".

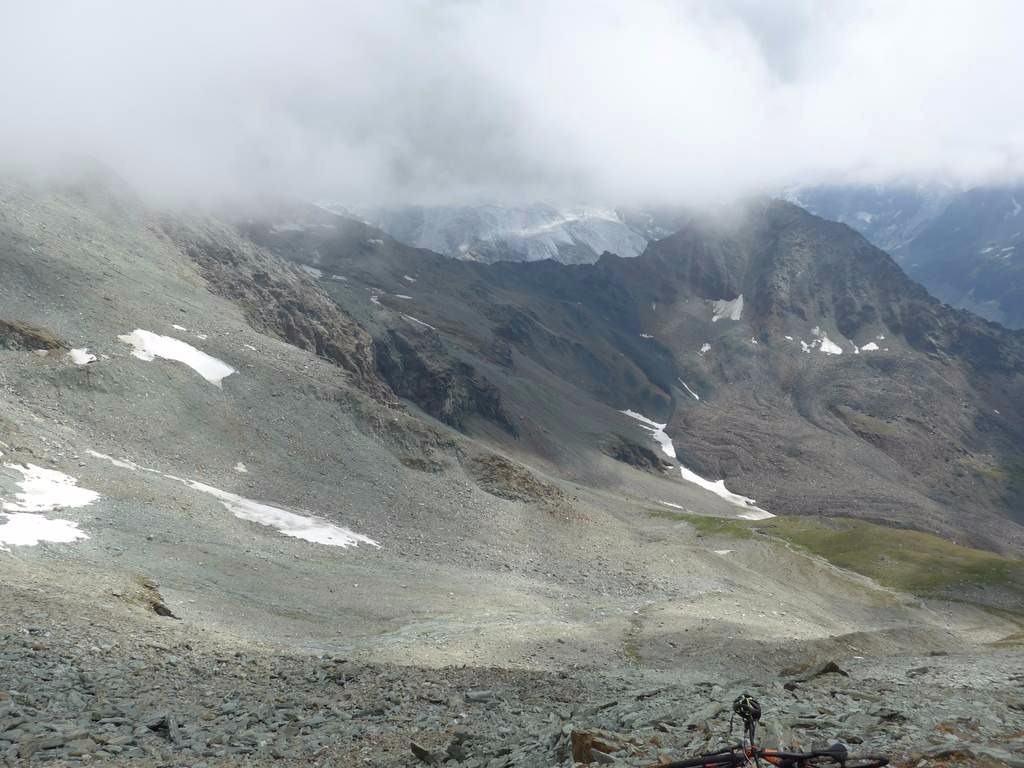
[
  {"left": 234, "top": 462, "right": 248, "bottom": 474},
  {"left": 658, "top": 501, "right": 685, "bottom": 510},
  {"left": 89, "top": 452, "right": 377, "bottom": 549},
  {"left": 677, "top": 466, "right": 773, "bottom": 518},
  {"left": 699, "top": 343, "right": 711, "bottom": 355},
  {"left": 860, "top": 342, "right": 880, "bottom": 352},
  {"left": 819, "top": 337, "right": 843, "bottom": 355},
  {"left": 640, "top": 333, "right": 653, "bottom": 339},
  {"left": 619, "top": 410, "right": 676, "bottom": 459},
  {"left": 678, "top": 378, "right": 700, "bottom": 401},
  {"left": 300, "top": 265, "right": 324, "bottom": 278},
  {"left": 0, "top": 464, "right": 95, "bottom": 551},
  {"left": 811, "top": 326, "right": 843, "bottom": 355},
  {"left": 2, "top": 464, "right": 99, "bottom": 512},
  {"left": 395, "top": 294, "right": 413, "bottom": 300},
  {"left": 402, "top": 315, "right": 436, "bottom": 330},
  {"left": 68, "top": 348, "right": 96, "bottom": 365},
  {"left": 711, "top": 295, "right": 744, "bottom": 322},
  {"left": 403, "top": 275, "right": 416, "bottom": 282},
  {"left": 172, "top": 324, "right": 187, "bottom": 331},
  {"left": 713, "top": 549, "right": 735, "bottom": 555},
  {"left": 620, "top": 410, "right": 772, "bottom": 518},
  {"left": 0, "top": 513, "right": 89, "bottom": 549},
  {"left": 118, "top": 330, "right": 235, "bottom": 387},
  {"left": 186, "top": 480, "right": 379, "bottom": 548}
]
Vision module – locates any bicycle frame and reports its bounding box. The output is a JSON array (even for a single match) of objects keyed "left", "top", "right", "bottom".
[
  {"left": 655, "top": 695, "right": 888, "bottom": 768},
  {"left": 661, "top": 744, "right": 887, "bottom": 768}
]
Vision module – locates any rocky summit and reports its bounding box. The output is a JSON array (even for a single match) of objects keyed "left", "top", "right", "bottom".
[{"left": 1, "top": 172, "right": 1023, "bottom": 768}]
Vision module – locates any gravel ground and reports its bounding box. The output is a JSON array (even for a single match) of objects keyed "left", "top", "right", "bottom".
[{"left": 2, "top": 576, "right": 1023, "bottom": 768}]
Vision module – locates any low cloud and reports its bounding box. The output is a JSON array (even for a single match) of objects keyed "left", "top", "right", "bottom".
[{"left": 2, "top": 1, "right": 1022, "bottom": 206}]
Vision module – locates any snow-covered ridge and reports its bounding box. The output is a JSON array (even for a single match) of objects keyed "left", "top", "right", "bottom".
[
  {"left": 357, "top": 204, "right": 648, "bottom": 263},
  {"left": 620, "top": 410, "right": 772, "bottom": 519},
  {"left": 118, "top": 329, "right": 235, "bottom": 387}
]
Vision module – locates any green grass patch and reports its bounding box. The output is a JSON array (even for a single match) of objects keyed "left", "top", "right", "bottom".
[
  {"left": 648, "top": 509, "right": 754, "bottom": 539},
  {"left": 991, "top": 630, "right": 1024, "bottom": 647},
  {"left": 650, "top": 508, "right": 1024, "bottom": 602},
  {"left": 758, "top": 516, "right": 1024, "bottom": 598}
]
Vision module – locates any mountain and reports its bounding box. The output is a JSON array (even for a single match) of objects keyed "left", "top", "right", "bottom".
[
  {"left": 342, "top": 202, "right": 650, "bottom": 263},
  {"left": 792, "top": 184, "right": 1024, "bottom": 328},
  {"left": 3, "top": 173, "right": 1024, "bottom": 767},
  {"left": 245, "top": 197, "right": 1024, "bottom": 553}
]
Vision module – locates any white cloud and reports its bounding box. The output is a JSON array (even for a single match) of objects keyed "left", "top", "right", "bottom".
[{"left": 1, "top": 1, "right": 1022, "bottom": 205}]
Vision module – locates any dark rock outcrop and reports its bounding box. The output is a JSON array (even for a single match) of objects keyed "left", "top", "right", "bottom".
[
  {"left": 161, "top": 218, "right": 394, "bottom": 403},
  {"left": 374, "top": 330, "right": 516, "bottom": 434},
  {"left": 0, "top": 319, "right": 66, "bottom": 351}
]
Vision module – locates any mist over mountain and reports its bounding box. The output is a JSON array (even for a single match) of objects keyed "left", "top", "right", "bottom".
[
  {"left": 4, "top": 1, "right": 1024, "bottom": 205},
  {"left": 342, "top": 203, "right": 650, "bottom": 264}
]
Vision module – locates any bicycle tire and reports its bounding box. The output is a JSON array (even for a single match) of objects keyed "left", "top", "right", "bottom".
[
  {"left": 658, "top": 746, "right": 888, "bottom": 768},
  {"left": 657, "top": 748, "right": 746, "bottom": 768},
  {"left": 784, "top": 755, "right": 888, "bottom": 768}
]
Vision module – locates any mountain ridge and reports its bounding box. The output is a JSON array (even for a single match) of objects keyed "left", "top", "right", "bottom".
[
  {"left": 793, "top": 183, "right": 1024, "bottom": 329},
  {"left": 241, "top": 197, "right": 1024, "bottom": 552}
]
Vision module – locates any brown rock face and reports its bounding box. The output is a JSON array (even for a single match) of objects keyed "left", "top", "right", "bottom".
[{"left": 161, "top": 217, "right": 395, "bottom": 404}]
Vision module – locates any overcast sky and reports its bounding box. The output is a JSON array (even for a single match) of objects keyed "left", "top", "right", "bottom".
[{"left": 2, "top": 1, "right": 1023, "bottom": 206}]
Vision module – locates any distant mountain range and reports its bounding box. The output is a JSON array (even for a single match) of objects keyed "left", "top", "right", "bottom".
[
  {"left": 327, "top": 203, "right": 651, "bottom": 264},
  {"left": 790, "top": 184, "right": 1024, "bottom": 328},
  {"left": 334, "top": 190, "right": 1024, "bottom": 331}
]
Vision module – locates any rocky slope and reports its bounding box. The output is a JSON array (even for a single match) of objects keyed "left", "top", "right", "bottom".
[
  {"left": 5, "top": 576, "right": 1023, "bottom": 767},
  {"left": 792, "top": 184, "right": 1024, "bottom": 329}
]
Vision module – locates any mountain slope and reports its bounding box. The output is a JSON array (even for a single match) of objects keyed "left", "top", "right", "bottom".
[
  {"left": 793, "top": 184, "right": 1024, "bottom": 328},
  {"left": 3, "top": 174, "right": 1024, "bottom": 767},
  {"left": 245, "top": 198, "right": 1024, "bottom": 553}
]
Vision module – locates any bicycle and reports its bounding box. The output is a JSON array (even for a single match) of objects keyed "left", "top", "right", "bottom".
[{"left": 654, "top": 694, "right": 889, "bottom": 768}]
